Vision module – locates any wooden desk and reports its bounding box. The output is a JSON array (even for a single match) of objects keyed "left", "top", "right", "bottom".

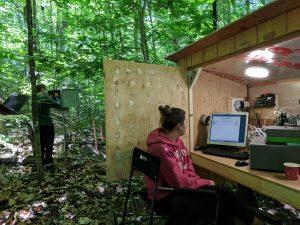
[{"left": 191, "top": 151, "right": 300, "bottom": 209}]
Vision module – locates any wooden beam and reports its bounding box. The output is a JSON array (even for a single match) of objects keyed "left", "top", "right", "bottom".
[{"left": 166, "top": 0, "right": 300, "bottom": 62}]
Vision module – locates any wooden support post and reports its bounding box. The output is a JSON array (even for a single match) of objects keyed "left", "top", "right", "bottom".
[{"left": 189, "top": 68, "right": 202, "bottom": 151}]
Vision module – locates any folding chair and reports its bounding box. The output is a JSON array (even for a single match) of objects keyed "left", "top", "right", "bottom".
[{"left": 119, "top": 147, "right": 220, "bottom": 225}]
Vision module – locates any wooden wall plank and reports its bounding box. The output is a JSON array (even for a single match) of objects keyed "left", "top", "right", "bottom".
[
  {"left": 178, "top": 57, "right": 187, "bottom": 68},
  {"left": 191, "top": 50, "right": 203, "bottom": 67},
  {"left": 258, "top": 14, "right": 287, "bottom": 44},
  {"left": 218, "top": 36, "right": 235, "bottom": 57},
  {"left": 235, "top": 27, "right": 258, "bottom": 51},
  {"left": 249, "top": 80, "right": 300, "bottom": 122},
  {"left": 104, "top": 59, "right": 189, "bottom": 180},
  {"left": 204, "top": 44, "right": 218, "bottom": 62},
  {"left": 192, "top": 71, "right": 247, "bottom": 147},
  {"left": 186, "top": 55, "right": 193, "bottom": 68},
  {"left": 287, "top": 7, "right": 300, "bottom": 33}
]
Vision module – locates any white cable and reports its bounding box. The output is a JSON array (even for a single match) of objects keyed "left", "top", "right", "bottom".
[
  {"left": 248, "top": 124, "right": 255, "bottom": 131},
  {"left": 278, "top": 107, "right": 296, "bottom": 114},
  {"left": 263, "top": 110, "right": 278, "bottom": 128},
  {"left": 247, "top": 124, "right": 266, "bottom": 141},
  {"left": 257, "top": 128, "right": 266, "bottom": 137},
  {"left": 262, "top": 107, "right": 295, "bottom": 127}
]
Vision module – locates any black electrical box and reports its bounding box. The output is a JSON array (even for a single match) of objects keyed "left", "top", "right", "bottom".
[{"left": 254, "top": 93, "right": 276, "bottom": 108}]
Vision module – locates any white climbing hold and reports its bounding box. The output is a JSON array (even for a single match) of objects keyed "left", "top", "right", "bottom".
[
  {"left": 129, "top": 100, "right": 135, "bottom": 106},
  {"left": 130, "top": 80, "right": 136, "bottom": 87}
]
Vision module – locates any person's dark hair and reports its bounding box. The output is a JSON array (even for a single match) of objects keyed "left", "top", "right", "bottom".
[
  {"left": 36, "top": 84, "right": 46, "bottom": 93},
  {"left": 159, "top": 105, "right": 185, "bottom": 131}
]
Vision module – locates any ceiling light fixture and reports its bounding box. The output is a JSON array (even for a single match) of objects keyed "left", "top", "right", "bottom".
[{"left": 245, "top": 66, "right": 269, "bottom": 78}]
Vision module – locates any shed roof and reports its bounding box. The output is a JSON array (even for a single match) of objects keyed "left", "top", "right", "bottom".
[{"left": 166, "top": 0, "right": 300, "bottom": 62}]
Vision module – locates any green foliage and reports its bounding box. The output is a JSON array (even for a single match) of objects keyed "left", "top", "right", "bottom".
[
  {"left": 0, "top": 0, "right": 271, "bottom": 129},
  {"left": 217, "top": 0, "right": 273, "bottom": 28},
  {"left": 1, "top": 1, "right": 296, "bottom": 224}
]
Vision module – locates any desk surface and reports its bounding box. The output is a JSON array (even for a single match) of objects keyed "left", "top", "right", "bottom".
[{"left": 191, "top": 151, "right": 300, "bottom": 209}]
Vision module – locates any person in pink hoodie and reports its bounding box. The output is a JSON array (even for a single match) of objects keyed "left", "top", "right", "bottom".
[{"left": 145, "top": 105, "right": 259, "bottom": 225}]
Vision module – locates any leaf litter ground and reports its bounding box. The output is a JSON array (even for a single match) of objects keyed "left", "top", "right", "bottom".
[{"left": 0, "top": 142, "right": 299, "bottom": 225}]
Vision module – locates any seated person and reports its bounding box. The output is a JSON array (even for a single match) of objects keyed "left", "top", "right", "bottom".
[{"left": 145, "top": 105, "right": 260, "bottom": 225}]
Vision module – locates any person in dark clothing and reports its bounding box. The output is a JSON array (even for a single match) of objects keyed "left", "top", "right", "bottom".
[
  {"left": 36, "top": 84, "right": 61, "bottom": 170},
  {"left": 145, "top": 105, "right": 262, "bottom": 225}
]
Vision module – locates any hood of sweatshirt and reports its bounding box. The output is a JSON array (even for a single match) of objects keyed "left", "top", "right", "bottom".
[{"left": 146, "top": 128, "right": 181, "bottom": 148}]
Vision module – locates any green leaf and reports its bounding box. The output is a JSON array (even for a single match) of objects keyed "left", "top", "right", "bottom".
[
  {"left": 78, "top": 217, "right": 92, "bottom": 224},
  {"left": 9, "top": 198, "right": 16, "bottom": 206},
  {"left": 24, "top": 193, "right": 34, "bottom": 203}
]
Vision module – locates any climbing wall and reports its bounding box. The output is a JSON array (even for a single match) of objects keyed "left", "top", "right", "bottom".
[{"left": 104, "top": 59, "right": 188, "bottom": 180}]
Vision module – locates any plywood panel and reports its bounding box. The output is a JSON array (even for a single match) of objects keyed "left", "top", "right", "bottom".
[
  {"left": 287, "top": 7, "right": 300, "bottom": 33},
  {"left": 192, "top": 71, "right": 247, "bottom": 147},
  {"left": 178, "top": 57, "right": 187, "bottom": 68},
  {"left": 186, "top": 55, "right": 193, "bottom": 68},
  {"left": 204, "top": 44, "right": 218, "bottom": 62},
  {"left": 249, "top": 81, "right": 300, "bottom": 123},
  {"left": 218, "top": 36, "right": 235, "bottom": 57},
  {"left": 235, "top": 27, "right": 258, "bottom": 51},
  {"left": 191, "top": 50, "right": 203, "bottom": 67},
  {"left": 258, "top": 14, "right": 286, "bottom": 44},
  {"left": 104, "top": 59, "right": 189, "bottom": 180}
]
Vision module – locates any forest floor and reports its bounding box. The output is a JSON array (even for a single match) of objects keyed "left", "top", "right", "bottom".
[
  {"left": 0, "top": 137, "right": 142, "bottom": 225},
  {"left": 0, "top": 136, "right": 300, "bottom": 225}
]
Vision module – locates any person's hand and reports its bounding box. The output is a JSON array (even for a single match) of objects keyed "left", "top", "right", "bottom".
[{"left": 208, "top": 180, "right": 215, "bottom": 186}]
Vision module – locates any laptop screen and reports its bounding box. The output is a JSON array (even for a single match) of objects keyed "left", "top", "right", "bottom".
[{"left": 3, "top": 93, "right": 29, "bottom": 113}]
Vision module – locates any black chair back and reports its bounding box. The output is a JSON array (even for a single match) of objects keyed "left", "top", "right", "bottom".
[
  {"left": 132, "top": 147, "right": 161, "bottom": 182},
  {"left": 122, "top": 147, "right": 161, "bottom": 225},
  {"left": 122, "top": 147, "right": 220, "bottom": 225}
]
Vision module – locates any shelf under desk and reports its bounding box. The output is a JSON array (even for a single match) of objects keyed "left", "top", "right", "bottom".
[{"left": 191, "top": 151, "right": 300, "bottom": 209}]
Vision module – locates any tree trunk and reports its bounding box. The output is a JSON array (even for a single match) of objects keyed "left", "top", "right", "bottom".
[
  {"left": 245, "top": 0, "right": 251, "bottom": 15},
  {"left": 26, "top": 0, "right": 43, "bottom": 182},
  {"left": 106, "top": 0, "right": 117, "bottom": 59},
  {"left": 147, "top": 0, "right": 157, "bottom": 61},
  {"left": 33, "top": 0, "right": 38, "bottom": 51},
  {"left": 226, "top": 0, "right": 231, "bottom": 24},
  {"left": 133, "top": 18, "right": 139, "bottom": 57},
  {"left": 50, "top": 0, "right": 54, "bottom": 51},
  {"left": 133, "top": 0, "right": 149, "bottom": 62},
  {"left": 167, "top": 2, "right": 180, "bottom": 51},
  {"left": 212, "top": 0, "right": 218, "bottom": 30},
  {"left": 139, "top": 0, "right": 149, "bottom": 62},
  {"left": 119, "top": 28, "right": 125, "bottom": 56}
]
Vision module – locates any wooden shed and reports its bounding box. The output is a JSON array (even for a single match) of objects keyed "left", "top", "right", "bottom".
[{"left": 104, "top": 0, "right": 300, "bottom": 180}]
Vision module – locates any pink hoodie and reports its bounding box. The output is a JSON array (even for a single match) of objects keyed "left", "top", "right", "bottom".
[{"left": 145, "top": 128, "right": 211, "bottom": 200}]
